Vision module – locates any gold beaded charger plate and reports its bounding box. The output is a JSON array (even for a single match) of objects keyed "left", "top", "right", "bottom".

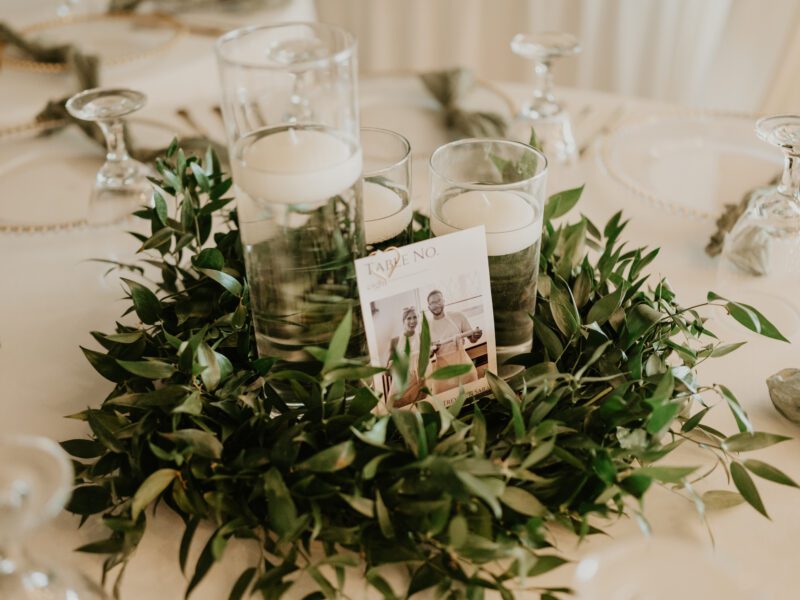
[
  {"left": 599, "top": 112, "right": 782, "bottom": 221},
  {"left": 0, "top": 12, "right": 186, "bottom": 73},
  {"left": 0, "top": 117, "right": 186, "bottom": 234}
]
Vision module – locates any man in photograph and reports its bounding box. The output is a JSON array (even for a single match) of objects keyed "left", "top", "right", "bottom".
[{"left": 426, "top": 289, "right": 483, "bottom": 394}]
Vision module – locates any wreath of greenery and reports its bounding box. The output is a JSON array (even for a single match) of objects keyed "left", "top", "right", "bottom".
[{"left": 61, "top": 142, "right": 796, "bottom": 600}]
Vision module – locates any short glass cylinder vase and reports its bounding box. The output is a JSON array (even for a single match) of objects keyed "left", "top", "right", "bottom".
[
  {"left": 216, "top": 22, "right": 364, "bottom": 361},
  {"left": 429, "top": 138, "right": 548, "bottom": 363},
  {"left": 361, "top": 127, "right": 413, "bottom": 253}
]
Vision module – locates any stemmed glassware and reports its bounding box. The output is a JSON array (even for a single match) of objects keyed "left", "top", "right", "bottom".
[
  {"left": 718, "top": 114, "right": 800, "bottom": 338},
  {"left": 66, "top": 87, "right": 151, "bottom": 226},
  {"left": 510, "top": 32, "right": 581, "bottom": 162},
  {"left": 0, "top": 435, "right": 106, "bottom": 599}
]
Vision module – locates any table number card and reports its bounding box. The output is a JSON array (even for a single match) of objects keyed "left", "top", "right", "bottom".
[{"left": 355, "top": 227, "right": 497, "bottom": 409}]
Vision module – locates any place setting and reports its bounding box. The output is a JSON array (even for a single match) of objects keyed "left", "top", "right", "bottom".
[{"left": 3, "top": 7, "right": 800, "bottom": 600}]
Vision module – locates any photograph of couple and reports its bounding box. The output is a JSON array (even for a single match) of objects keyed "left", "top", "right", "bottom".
[{"left": 371, "top": 277, "right": 492, "bottom": 407}]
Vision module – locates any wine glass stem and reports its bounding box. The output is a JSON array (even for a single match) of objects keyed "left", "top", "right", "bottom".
[
  {"left": 779, "top": 152, "right": 800, "bottom": 201},
  {"left": 533, "top": 60, "right": 554, "bottom": 102},
  {"left": 97, "top": 119, "right": 131, "bottom": 163}
]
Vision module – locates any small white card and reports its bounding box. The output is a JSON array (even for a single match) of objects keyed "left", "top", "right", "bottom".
[{"left": 355, "top": 227, "right": 497, "bottom": 409}]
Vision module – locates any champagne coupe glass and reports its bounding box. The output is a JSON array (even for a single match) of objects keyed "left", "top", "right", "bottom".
[
  {"left": 717, "top": 115, "right": 800, "bottom": 338},
  {"left": 66, "top": 88, "right": 151, "bottom": 226},
  {"left": 0, "top": 435, "right": 106, "bottom": 599},
  {"left": 510, "top": 32, "right": 581, "bottom": 162}
]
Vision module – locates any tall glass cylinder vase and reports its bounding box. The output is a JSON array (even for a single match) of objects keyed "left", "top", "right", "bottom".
[
  {"left": 429, "top": 139, "right": 548, "bottom": 364},
  {"left": 216, "top": 23, "right": 364, "bottom": 361}
]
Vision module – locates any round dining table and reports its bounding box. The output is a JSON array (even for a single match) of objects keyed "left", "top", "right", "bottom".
[{"left": 1, "top": 3, "right": 799, "bottom": 599}]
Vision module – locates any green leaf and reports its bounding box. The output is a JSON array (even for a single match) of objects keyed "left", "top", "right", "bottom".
[
  {"left": 173, "top": 391, "right": 203, "bottom": 416},
  {"left": 392, "top": 411, "right": 425, "bottom": 458},
  {"left": 543, "top": 186, "right": 584, "bottom": 222},
  {"left": 499, "top": 486, "right": 546, "bottom": 516},
  {"left": 417, "top": 314, "right": 431, "bottom": 380},
  {"left": 132, "top": 469, "right": 178, "bottom": 520},
  {"left": 456, "top": 471, "right": 504, "bottom": 518},
  {"left": 429, "top": 363, "right": 472, "bottom": 380},
  {"left": 448, "top": 514, "right": 468, "bottom": 548},
  {"left": 229, "top": 567, "right": 257, "bottom": 600},
  {"left": 631, "top": 466, "right": 697, "bottom": 483},
  {"left": 198, "top": 342, "right": 222, "bottom": 391},
  {"left": 60, "top": 439, "right": 105, "bottom": 459},
  {"left": 701, "top": 490, "right": 746, "bottom": 510},
  {"left": 193, "top": 248, "right": 225, "bottom": 270},
  {"left": 323, "top": 309, "right": 352, "bottom": 373},
  {"left": 197, "top": 268, "right": 243, "bottom": 297},
  {"left": 296, "top": 441, "right": 356, "bottom": 472},
  {"left": 341, "top": 493, "right": 374, "bottom": 517},
  {"left": 722, "top": 432, "right": 791, "bottom": 453},
  {"left": 730, "top": 461, "right": 768, "bottom": 518},
  {"left": 139, "top": 227, "right": 173, "bottom": 251},
  {"left": 586, "top": 286, "right": 623, "bottom": 325},
  {"left": 65, "top": 485, "right": 111, "bottom": 515},
  {"left": 117, "top": 359, "right": 176, "bottom": 379},
  {"left": 743, "top": 459, "right": 799, "bottom": 488},
  {"left": 376, "top": 490, "right": 395, "bottom": 538},
  {"left": 164, "top": 429, "right": 223, "bottom": 459},
  {"left": 708, "top": 292, "right": 789, "bottom": 342},
  {"left": 81, "top": 346, "right": 128, "bottom": 382}
]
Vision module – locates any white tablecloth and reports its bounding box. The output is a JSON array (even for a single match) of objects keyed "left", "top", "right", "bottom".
[{"left": 1, "top": 5, "right": 799, "bottom": 599}]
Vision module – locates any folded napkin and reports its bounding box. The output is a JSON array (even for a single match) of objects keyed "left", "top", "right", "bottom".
[{"left": 419, "top": 68, "right": 507, "bottom": 139}]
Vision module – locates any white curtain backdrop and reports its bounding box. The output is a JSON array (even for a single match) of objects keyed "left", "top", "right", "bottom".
[{"left": 317, "top": 0, "right": 800, "bottom": 112}]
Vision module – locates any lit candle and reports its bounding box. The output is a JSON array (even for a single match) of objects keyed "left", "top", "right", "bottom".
[
  {"left": 233, "top": 128, "right": 362, "bottom": 205},
  {"left": 430, "top": 190, "right": 541, "bottom": 255},
  {"left": 363, "top": 181, "right": 413, "bottom": 246}
]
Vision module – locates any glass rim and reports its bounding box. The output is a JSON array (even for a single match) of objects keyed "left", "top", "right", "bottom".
[
  {"left": 215, "top": 21, "right": 357, "bottom": 71},
  {"left": 0, "top": 434, "right": 73, "bottom": 528},
  {"left": 429, "top": 137, "right": 548, "bottom": 191},
  {"left": 362, "top": 126, "right": 412, "bottom": 177}
]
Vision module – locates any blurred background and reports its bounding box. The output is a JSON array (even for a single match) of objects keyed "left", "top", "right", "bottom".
[{"left": 317, "top": 0, "right": 800, "bottom": 113}]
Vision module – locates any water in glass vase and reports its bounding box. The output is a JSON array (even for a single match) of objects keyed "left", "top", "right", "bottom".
[
  {"left": 363, "top": 178, "right": 413, "bottom": 253},
  {"left": 431, "top": 189, "right": 543, "bottom": 360},
  {"left": 232, "top": 125, "right": 365, "bottom": 361}
]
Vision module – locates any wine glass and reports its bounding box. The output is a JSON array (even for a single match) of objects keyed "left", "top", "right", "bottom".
[
  {"left": 509, "top": 32, "right": 581, "bottom": 163},
  {"left": 716, "top": 115, "right": 800, "bottom": 339},
  {"left": 65, "top": 88, "right": 151, "bottom": 226},
  {"left": 0, "top": 435, "right": 106, "bottom": 599}
]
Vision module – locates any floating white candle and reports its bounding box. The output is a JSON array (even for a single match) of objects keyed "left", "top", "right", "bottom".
[
  {"left": 233, "top": 128, "right": 362, "bottom": 205},
  {"left": 363, "top": 181, "right": 412, "bottom": 244},
  {"left": 430, "top": 190, "right": 541, "bottom": 255}
]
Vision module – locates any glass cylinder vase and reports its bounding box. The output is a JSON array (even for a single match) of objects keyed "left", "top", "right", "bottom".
[
  {"left": 429, "top": 139, "right": 548, "bottom": 363},
  {"left": 216, "top": 23, "right": 364, "bottom": 361}
]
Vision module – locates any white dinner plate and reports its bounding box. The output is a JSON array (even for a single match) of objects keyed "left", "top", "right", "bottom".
[
  {"left": 599, "top": 112, "right": 783, "bottom": 220},
  {"left": 2, "top": 13, "right": 185, "bottom": 72}
]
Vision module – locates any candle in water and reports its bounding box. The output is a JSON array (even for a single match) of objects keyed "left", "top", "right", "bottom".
[
  {"left": 233, "top": 127, "right": 362, "bottom": 205},
  {"left": 430, "top": 190, "right": 541, "bottom": 256},
  {"left": 231, "top": 125, "right": 365, "bottom": 360},
  {"left": 363, "top": 180, "right": 412, "bottom": 245}
]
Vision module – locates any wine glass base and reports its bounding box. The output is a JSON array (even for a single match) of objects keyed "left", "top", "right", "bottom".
[
  {"left": 509, "top": 113, "right": 577, "bottom": 163},
  {"left": 88, "top": 185, "right": 149, "bottom": 226}
]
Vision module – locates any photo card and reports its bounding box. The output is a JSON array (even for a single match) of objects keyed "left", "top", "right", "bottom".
[{"left": 355, "top": 227, "right": 497, "bottom": 409}]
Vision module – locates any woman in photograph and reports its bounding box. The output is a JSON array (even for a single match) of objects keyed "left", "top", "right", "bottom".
[{"left": 386, "top": 307, "right": 426, "bottom": 407}]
